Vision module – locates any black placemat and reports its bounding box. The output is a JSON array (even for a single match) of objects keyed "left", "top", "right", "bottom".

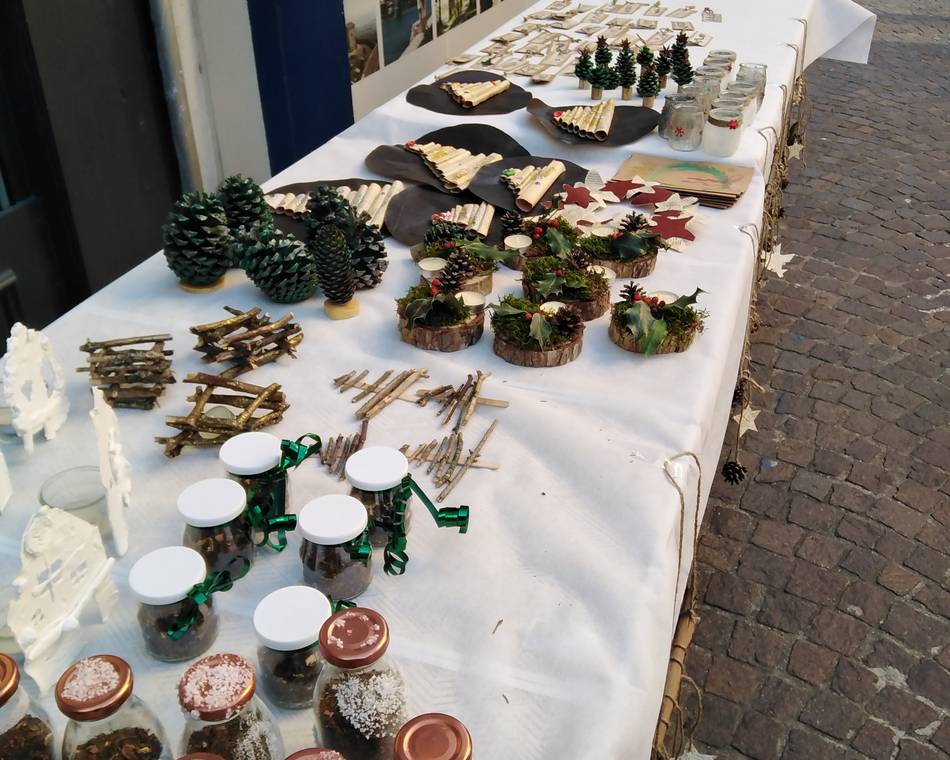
[
  {"left": 467, "top": 155, "right": 589, "bottom": 214},
  {"left": 527, "top": 98, "right": 660, "bottom": 146},
  {"left": 407, "top": 71, "right": 532, "bottom": 116},
  {"left": 383, "top": 185, "right": 505, "bottom": 246}
]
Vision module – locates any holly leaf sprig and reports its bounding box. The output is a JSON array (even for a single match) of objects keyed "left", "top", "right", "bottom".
[
  {"left": 534, "top": 266, "right": 590, "bottom": 298},
  {"left": 622, "top": 287, "right": 704, "bottom": 355},
  {"left": 491, "top": 301, "right": 553, "bottom": 348}
]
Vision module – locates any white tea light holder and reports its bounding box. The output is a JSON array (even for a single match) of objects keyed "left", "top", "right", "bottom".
[
  {"left": 418, "top": 257, "right": 448, "bottom": 281},
  {"left": 7, "top": 506, "right": 118, "bottom": 692},
  {"left": 1, "top": 323, "right": 69, "bottom": 453},
  {"left": 458, "top": 291, "right": 486, "bottom": 313},
  {"left": 504, "top": 234, "right": 532, "bottom": 251},
  {"left": 540, "top": 301, "right": 566, "bottom": 314},
  {"left": 588, "top": 264, "right": 617, "bottom": 283},
  {"left": 90, "top": 388, "right": 132, "bottom": 556}
]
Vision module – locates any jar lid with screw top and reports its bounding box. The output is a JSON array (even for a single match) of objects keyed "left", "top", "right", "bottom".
[
  {"left": 395, "top": 713, "right": 473, "bottom": 760},
  {"left": 129, "top": 546, "right": 207, "bottom": 605},
  {"left": 178, "top": 478, "right": 247, "bottom": 527},
  {"left": 220, "top": 431, "right": 282, "bottom": 475},
  {"left": 55, "top": 655, "right": 133, "bottom": 721},
  {"left": 318, "top": 608, "right": 390, "bottom": 669},
  {"left": 254, "top": 586, "right": 332, "bottom": 651},
  {"left": 299, "top": 495, "right": 368, "bottom": 546},
  {"left": 345, "top": 446, "right": 409, "bottom": 491},
  {"left": 0, "top": 653, "right": 19, "bottom": 708},
  {"left": 285, "top": 750, "right": 348, "bottom": 760},
  {"left": 178, "top": 653, "right": 256, "bottom": 722}
]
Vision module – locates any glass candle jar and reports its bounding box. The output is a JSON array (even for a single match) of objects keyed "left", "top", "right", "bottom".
[
  {"left": 345, "top": 447, "right": 411, "bottom": 549},
  {"left": 736, "top": 63, "right": 767, "bottom": 107},
  {"left": 178, "top": 478, "right": 255, "bottom": 575},
  {"left": 694, "top": 64, "right": 728, "bottom": 91},
  {"left": 56, "top": 655, "right": 171, "bottom": 760},
  {"left": 714, "top": 92, "right": 755, "bottom": 124},
  {"left": 703, "top": 108, "right": 744, "bottom": 157},
  {"left": 394, "top": 714, "right": 472, "bottom": 760},
  {"left": 726, "top": 81, "right": 761, "bottom": 117},
  {"left": 315, "top": 608, "right": 408, "bottom": 760},
  {"left": 0, "top": 654, "right": 55, "bottom": 760},
  {"left": 38, "top": 465, "right": 110, "bottom": 538},
  {"left": 299, "top": 495, "right": 373, "bottom": 600},
  {"left": 668, "top": 101, "right": 704, "bottom": 151},
  {"left": 253, "top": 586, "right": 333, "bottom": 709},
  {"left": 705, "top": 50, "right": 736, "bottom": 70},
  {"left": 179, "top": 653, "right": 284, "bottom": 760},
  {"left": 691, "top": 75, "right": 721, "bottom": 112},
  {"left": 220, "top": 432, "right": 288, "bottom": 530},
  {"left": 129, "top": 546, "right": 218, "bottom": 662},
  {"left": 658, "top": 93, "right": 696, "bottom": 139}
]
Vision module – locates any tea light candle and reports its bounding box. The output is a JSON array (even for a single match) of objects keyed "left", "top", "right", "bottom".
[
  {"left": 540, "top": 301, "right": 566, "bottom": 314},
  {"left": 587, "top": 264, "right": 616, "bottom": 284},
  {"left": 418, "top": 257, "right": 447, "bottom": 281},
  {"left": 458, "top": 291, "right": 486, "bottom": 313},
  {"left": 651, "top": 291, "right": 678, "bottom": 303},
  {"left": 504, "top": 233, "right": 532, "bottom": 251},
  {"left": 199, "top": 405, "right": 236, "bottom": 440},
  {"left": 589, "top": 226, "right": 616, "bottom": 237},
  {"left": 703, "top": 107, "right": 744, "bottom": 157}
]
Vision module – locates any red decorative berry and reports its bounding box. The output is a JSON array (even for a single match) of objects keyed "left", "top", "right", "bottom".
[
  {"left": 553, "top": 111, "right": 563, "bottom": 118},
  {"left": 549, "top": 218, "right": 559, "bottom": 227},
  {"left": 533, "top": 226, "right": 543, "bottom": 235},
  {"left": 727, "top": 119, "right": 739, "bottom": 130},
  {"left": 633, "top": 293, "right": 642, "bottom": 301},
  {"left": 523, "top": 312, "right": 532, "bottom": 321},
  {"left": 442, "top": 241, "right": 455, "bottom": 249},
  {"left": 405, "top": 139, "right": 416, "bottom": 146},
  {"left": 430, "top": 286, "right": 439, "bottom": 296},
  {"left": 532, "top": 231, "right": 541, "bottom": 240},
  {"left": 432, "top": 278, "right": 441, "bottom": 286}
]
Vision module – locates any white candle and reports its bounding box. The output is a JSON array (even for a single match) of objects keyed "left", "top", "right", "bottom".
[
  {"left": 458, "top": 291, "right": 486, "bottom": 312},
  {"left": 587, "top": 264, "right": 616, "bottom": 283},
  {"left": 504, "top": 234, "right": 533, "bottom": 251},
  {"left": 540, "top": 301, "right": 566, "bottom": 314},
  {"left": 589, "top": 226, "right": 615, "bottom": 238},
  {"left": 419, "top": 257, "right": 448, "bottom": 280}
]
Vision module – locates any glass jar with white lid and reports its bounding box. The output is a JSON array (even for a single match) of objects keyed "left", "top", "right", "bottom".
[
  {"left": 299, "top": 494, "right": 373, "bottom": 600},
  {"left": 345, "top": 447, "right": 411, "bottom": 548},
  {"left": 178, "top": 478, "right": 254, "bottom": 575},
  {"left": 220, "top": 432, "right": 288, "bottom": 538}
]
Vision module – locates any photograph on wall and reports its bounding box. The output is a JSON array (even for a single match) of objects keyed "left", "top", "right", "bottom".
[
  {"left": 344, "top": 0, "right": 381, "bottom": 83},
  {"left": 381, "top": 0, "right": 434, "bottom": 65},
  {"left": 435, "top": 0, "right": 478, "bottom": 36}
]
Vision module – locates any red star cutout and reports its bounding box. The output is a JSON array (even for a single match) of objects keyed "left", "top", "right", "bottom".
[
  {"left": 631, "top": 186, "right": 674, "bottom": 207},
  {"left": 561, "top": 183, "right": 595, "bottom": 208},
  {"left": 650, "top": 210, "right": 695, "bottom": 241},
  {"left": 600, "top": 178, "right": 642, "bottom": 201}
]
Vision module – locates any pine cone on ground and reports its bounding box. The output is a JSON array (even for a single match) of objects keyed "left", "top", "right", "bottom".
[
  {"left": 218, "top": 174, "right": 272, "bottom": 235},
  {"left": 240, "top": 227, "right": 317, "bottom": 303},
  {"left": 311, "top": 224, "right": 356, "bottom": 305},
  {"left": 438, "top": 250, "right": 477, "bottom": 293},
  {"left": 162, "top": 191, "right": 232, "bottom": 286}
]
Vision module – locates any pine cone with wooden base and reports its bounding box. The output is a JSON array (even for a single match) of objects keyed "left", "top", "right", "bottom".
[
  {"left": 218, "top": 174, "right": 272, "bottom": 235},
  {"left": 240, "top": 227, "right": 318, "bottom": 304},
  {"left": 311, "top": 224, "right": 356, "bottom": 305}
]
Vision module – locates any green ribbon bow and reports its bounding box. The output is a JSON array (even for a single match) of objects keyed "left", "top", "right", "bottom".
[
  {"left": 381, "top": 475, "right": 469, "bottom": 576},
  {"left": 347, "top": 529, "right": 372, "bottom": 566},
  {"left": 167, "top": 557, "right": 250, "bottom": 640},
  {"left": 331, "top": 599, "right": 357, "bottom": 613},
  {"left": 246, "top": 433, "right": 322, "bottom": 551}
]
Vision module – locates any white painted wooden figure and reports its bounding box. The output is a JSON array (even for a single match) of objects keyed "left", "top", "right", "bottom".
[
  {"left": 0, "top": 448, "right": 10, "bottom": 514},
  {"left": 7, "top": 506, "right": 117, "bottom": 692},
  {"left": 90, "top": 388, "right": 131, "bottom": 555},
  {"left": 1, "top": 323, "right": 69, "bottom": 453}
]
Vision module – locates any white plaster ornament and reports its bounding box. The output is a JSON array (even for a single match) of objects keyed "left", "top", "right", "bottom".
[
  {"left": 765, "top": 244, "right": 795, "bottom": 278},
  {"left": 0, "top": 449, "right": 10, "bottom": 514},
  {"left": 90, "top": 388, "right": 132, "bottom": 556},
  {"left": 732, "top": 406, "right": 760, "bottom": 438},
  {"left": 7, "top": 506, "right": 118, "bottom": 692},
  {"left": 1, "top": 323, "right": 69, "bottom": 453}
]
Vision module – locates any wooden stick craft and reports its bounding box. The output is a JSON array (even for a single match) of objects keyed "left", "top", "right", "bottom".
[{"left": 78, "top": 334, "right": 175, "bottom": 409}]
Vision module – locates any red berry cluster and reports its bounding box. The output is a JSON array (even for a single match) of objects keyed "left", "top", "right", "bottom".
[
  {"left": 532, "top": 225, "right": 543, "bottom": 240},
  {"left": 430, "top": 277, "right": 441, "bottom": 296},
  {"left": 442, "top": 241, "right": 456, "bottom": 250}
]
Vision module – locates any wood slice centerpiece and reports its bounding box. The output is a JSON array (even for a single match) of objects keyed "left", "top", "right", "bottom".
[
  {"left": 608, "top": 319, "right": 698, "bottom": 354},
  {"left": 522, "top": 281, "right": 609, "bottom": 321},
  {"left": 588, "top": 252, "right": 658, "bottom": 279},
  {"left": 399, "top": 313, "right": 484, "bottom": 352},
  {"left": 493, "top": 333, "right": 583, "bottom": 367}
]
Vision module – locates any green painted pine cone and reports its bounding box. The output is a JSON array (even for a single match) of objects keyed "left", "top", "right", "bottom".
[
  {"left": 240, "top": 227, "right": 318, "bottom": 303},
  {"left": 306, "top": 186, "right": 354, "bottom": 231},
  {"left": 162, "top": 191, "right": 232, "bottom": 286},
  {"left": 218, "top": 174, "right": 272, "bottom": 238},
  {"left": 311, "top": 224, "right": 356, "bottom": 304}
]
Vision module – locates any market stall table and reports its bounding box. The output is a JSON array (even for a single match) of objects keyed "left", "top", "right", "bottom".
[{"left": 0, "top": 0, "right": 874, "bottom": 757}]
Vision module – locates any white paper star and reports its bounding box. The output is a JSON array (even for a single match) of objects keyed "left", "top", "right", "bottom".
[
  {"left": 653, "top": 193, "right": 700, "bottom": 216},
  {"left": 765, "top": 244, "right": 795, "bottom": 278},
  {"left": 732, "top": 407, "right": 759, "bottom": 438},
  {"left": 787, "top": 141, "right": 804, "bottom": 160}
]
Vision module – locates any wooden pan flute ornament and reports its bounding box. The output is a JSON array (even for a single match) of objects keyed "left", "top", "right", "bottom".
[
  {"left": 415, "top": 370, "right": 509, "bottom": 429},
  {"left": 190, "top": 306, "right": 303, "bottom": 378},
  {"left": 78, "top": 334, "right": 175, "bottom": 409},
  {"left": 333, "top": 368, "right": 430, "bottom": 420},
  {"left": 400, "top": 419, "right": 499, "bottom": 501},
  {"left": 155, "top": 373, "right": 289, "bottom": 457}
]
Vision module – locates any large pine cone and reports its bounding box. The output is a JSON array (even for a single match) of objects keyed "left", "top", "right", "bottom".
[
  {"left": 240, "top": 228, "right": 317, "bottom": 303},
  {"left": 218, "top": 174, "right": 272, "bottom": 236},
  {"left": 438, "top": 250, "right": 478, "bottom": 293},
  {"left": 311, "top": 224, "right": 356, "bottom": 304},
  {"left": 162, "top": 191, "right": 232, "bottom": 286}
]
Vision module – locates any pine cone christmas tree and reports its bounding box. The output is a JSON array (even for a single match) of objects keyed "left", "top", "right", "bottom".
[
  {"left": 670, "top": 33, "right": 693, "bottom": 86},
  {"left": 306, "top": 186, "right": 353, "bottom": 230},
  {"left": 239, "top": 227, "right": 318, "bottom": 303},
  {"left": 574, "top": 47, "right": 594, "bottom": 86},
  {"left": 615, "top": 40, "right": 637, "bottom": 95},
  {"left": 637, "top": 65, "right": 661, "bottom": 104},
  {"left": 162, "top": 191, "right": 232, "bottom": 286},
  {"left": 620, "top": 212, "right": 650, "bottom": 233},
  {"left": 594, "top": 36, "right": 612, "bottom": 68},
  {"left": 672, "top": 32, "right": 690, "bottom": 61},
  {"left": 636, "top": 44, "right": 654, "bottom": 69},
  {"left": 311, "top": 224, "right": 356, "bottom": 305},
  {"left": 217, "top": 174, "right": 272, "bottom": 235},
  {"left": 656, "top": 47, "right": 673, "bottom": 79},
  {"left": 438, "top": 250, "right": 477, "bottom": 293}
]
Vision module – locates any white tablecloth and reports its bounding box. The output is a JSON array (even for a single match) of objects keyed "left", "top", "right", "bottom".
[{"left": 1, "top": 1, "right": 873, "bottom": 757}]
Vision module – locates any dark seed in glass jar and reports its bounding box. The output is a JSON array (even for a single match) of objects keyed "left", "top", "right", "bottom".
[
  {"left": 72, "top": 726, "right": 163, "bottom": 760},
  {"left": 185, "top": 705, "right": 275, "bottom": 760},
  {"left": 0, "top": 714, "right": 55, "bottom": 760},
  {"left": 183, "top": 517, "right": 254, "bottom": 575},
  {"left": 259, "top": 644, "right": 324, "bottom": 708},
  {"left": 138, "top": 597, "right": 217, "bottom": 661},
  {"left": 301, "top": 543, "right": 372, "bottom": 601}
]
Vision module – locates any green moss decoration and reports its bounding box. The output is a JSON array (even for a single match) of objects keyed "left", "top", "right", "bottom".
[
  {"left": 396, "top": 284, "right": 470, "bottom": 328},
  {"left": 612, "top": 286, "right": 706, "bottom": 355},
  {"left": 490, "top": 295, "right": 582, "bottom": 349},
  {"left": 522, "top": 256, "right": 607, "bottom": 302}
]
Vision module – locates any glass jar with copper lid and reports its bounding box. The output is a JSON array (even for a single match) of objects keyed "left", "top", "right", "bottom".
[
  {"left": 394, "top": 714, "right": 472, "bottom": 760},
  {"left": 0, "top": 654, "right": 55, "bottom": 759},
  {"left": 56, "top": 655, "right": 170, "bottom": 760},
  {"left": 178, "top": 652, "right": 284, "bottom": 760},
  {"left": 345, "top": 447, "right": 411, "bottom": 548},
  {"left": 254, "top": 586, "right": 333, "bottom": 709},
  {"left": 179, "top": 478, "right": 255, "bottom": 574},
  {"left": 314, "top": 607, "right": 407, "bottom": 760},
  {"left": 285, "top": 750, "right": 349, "bottom": 760}
]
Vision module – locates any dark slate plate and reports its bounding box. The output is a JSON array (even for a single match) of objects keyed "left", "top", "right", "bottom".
[
  {"left": 527, "top": 98, "right": 660, "bottom": 146},
  {"left": 383, "top": 185, "right": 505, "bottom": 246},
  {"left": 364, "top": 124, "right": 530, "bottom": 194},
  {"left": 407, "top": 70, "right": 532, "bottom": 116},
  {"left": 266, "top": 178, "right": 394, "bottom": 240},
  {"left": 467, "top": 155, "right": 589, "bottom": 214}
]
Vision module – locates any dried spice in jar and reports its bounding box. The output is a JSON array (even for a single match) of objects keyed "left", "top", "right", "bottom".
[
  {"left": 314, "top": 608, "right": 407, "bottom": 760},
  {"left": 0, "top": 653, "right": 55, "bottom": 760},
  {"left": 129, "top": 546, "right": 218, "bottom": 662},
  {"left": 286, "top": 750, "right": 349, "bottom": 760},
  {"left": 253, "top": 585, "right": 333, "bottom": 709},
  {"left": 56, "top": 655, "right": 170, "bottom": 760},
  {"left": 394, "top": 714, "right": 472, "bottom": 760},
  {"left": 179, "top": 653, "right": 284, "bottom": 760},
  {"left": 345, "top": 447, "right": 411, "bottom": 548},
  {"left": 220, "top": 432, "right": 287, "bottom": 531},
  {"left": 179, "top": 478, "right": 255, "bottom": 574},
  {"left": 299, "top": 494, "right": 373, "bottom": 600}
]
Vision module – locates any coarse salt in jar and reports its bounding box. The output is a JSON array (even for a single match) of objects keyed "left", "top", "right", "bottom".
[
  {"left": 254, "top": 586, "right": 333, "bottom": 709},
  {"left": 299, "top": 495, "right": 373, "bottom": 600},
  {"left": 703, "top": 107, "right": 744, "bottom": 157},
  {"left": 130, "top": 546, "right": 218, "bottom": 662},
  {"left": 345, "top": 447, "right": 411, "bottom": 548},
  {"left": 394, "top": 714, "right": 473, "bottom": 760},
  {"left": 179, "top": 653, "right": 284, "bottom": 760},
  {"left": 314, "top": 608, "right": 407, "bottom": 760},
  {"left": 178, "top": 478, "right": 255, "bottom": 575},
  {"left": 0, "top": 654, "right": 55, "bottom": 760},
  {"left": 285, "top": 750, "right": 349, "bottom": 760},
  {"left": 56, "top": 655, "right": 170, "bottom": 760}
]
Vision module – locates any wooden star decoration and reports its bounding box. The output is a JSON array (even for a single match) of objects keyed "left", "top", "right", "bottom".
[
  {"left": 765, "top": 244, "right": 795, "bottom": 278},
  {"left": 787, "top": 141, "right": 804, "bottom": 161},
  {"left": 732, "top": 407, "right": 759, "bottom": 438},
  {"left": 649, "top": 210, "right": 695, "bottom": 241}
]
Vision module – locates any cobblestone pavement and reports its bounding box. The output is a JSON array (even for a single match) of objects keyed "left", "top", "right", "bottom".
[{"left": 683, "top": 1, "right": 950, "bottom": 758}]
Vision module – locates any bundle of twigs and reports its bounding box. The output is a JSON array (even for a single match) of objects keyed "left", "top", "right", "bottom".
[{"left": 78, "top": 334, "right": 175, "bottom": 409}]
